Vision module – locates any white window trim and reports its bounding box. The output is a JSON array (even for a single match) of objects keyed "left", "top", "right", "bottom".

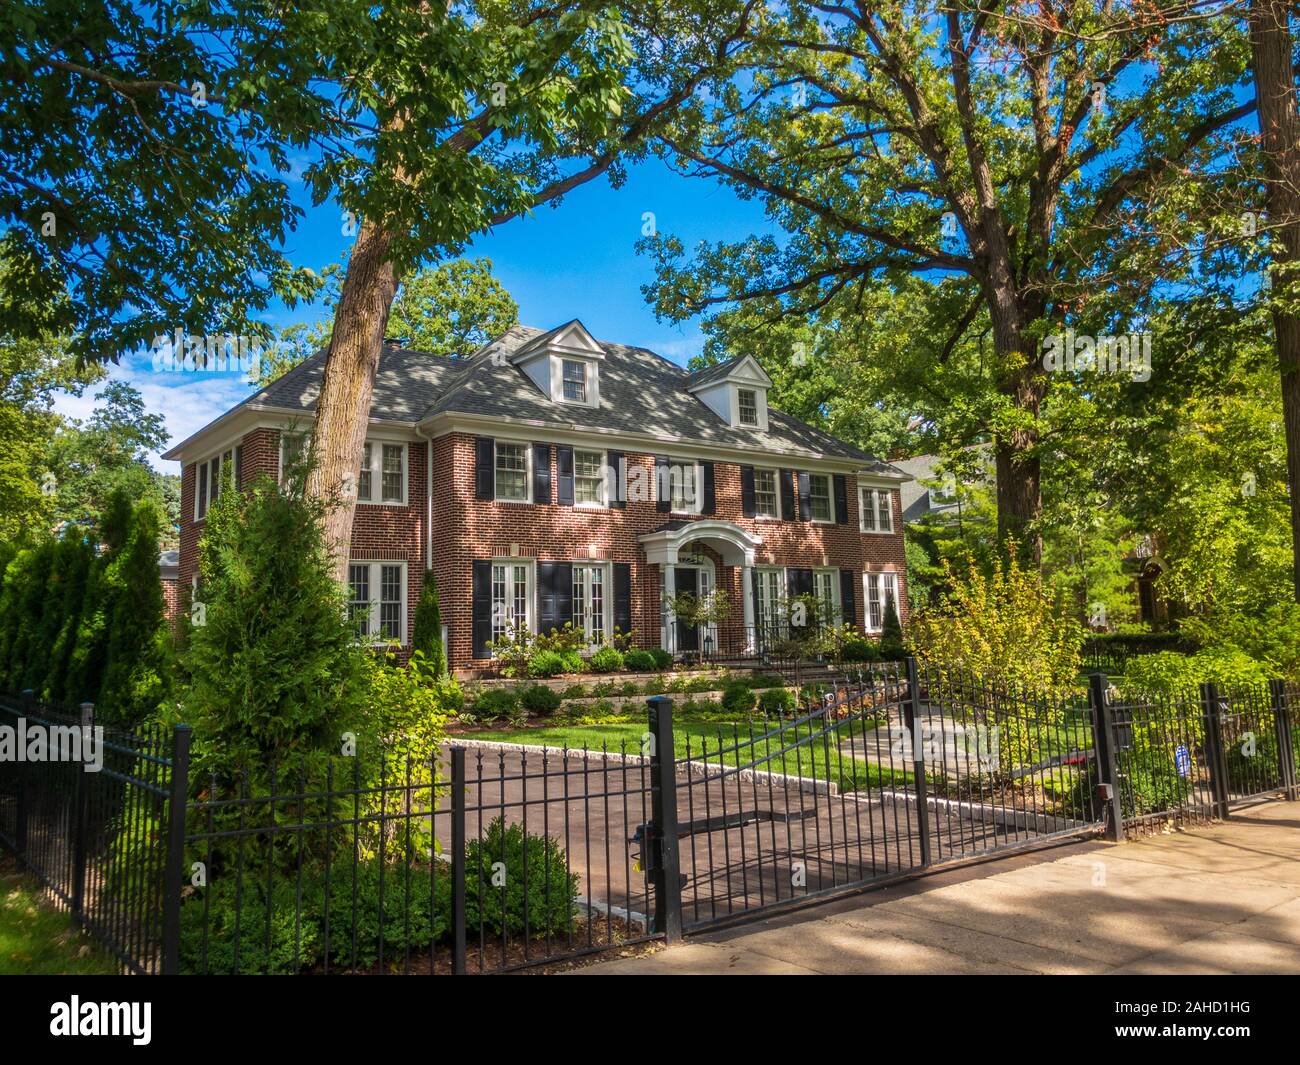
[
  {"left": 737, "top": 387, "right": 759, "bottom": 426},
  {"left": 493, "top": 440, "right": 534, "bottom": 504},
  {"left": 571, "top": 560, "right": 613, "bottom": 647},
  {"left": 667, "top": 460, "right": 704, "bottom": 516},
  {"left": 357, "top": 440, "right": 409, "bottom": 507},
  {"left": 348, "top": 560, "right": 408, "bottom": 645},
  {"left": 573, "top": 447, "right": 608, "bottom": 509},
  {"left": 553, "top": 355, "right": 599, "bottom": 408},
  {"left": 812, "top": 567, "right": 843, "bottom": 626},
  {"left": 862, "top": 571, "right": 900, "bottom": 634},
  {"left": 490, "top": 558, "right": 535, "bottom": 645},
  {"left": 859, "top": 486, "right": 894, "bottom": 534},
  {"left": 194, "top": 447, "right": 237, "bottom": 522},
  {"left": 751, "top": 466, "right": 782, "bottom": 520},
  {"left": 806, "top": 472, "right": 834, "bottom": 524}
]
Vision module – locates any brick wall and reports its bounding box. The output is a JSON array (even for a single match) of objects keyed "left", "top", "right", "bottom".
[{"left": 176, "top": 425, "right": 910, "bottom": 673}]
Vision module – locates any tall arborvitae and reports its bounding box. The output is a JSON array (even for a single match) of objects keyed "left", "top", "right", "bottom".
[
  {"left": 98, "top": 499, "right": 170, "bottom": 724},
  {"left": 65, "top": 488, "right": 134, "bottom": 704},
  {"left": 44, "top": 537, "right": 93, "bottom": 703},
  {"left": 23, "top": 537, "right": 72, "bottom": 694},
  {"left": 1, "top": 542, "right": 54, "bottom": 692},
  {"left": 410, "top": 569, "right": 447, "bottom": 677}
]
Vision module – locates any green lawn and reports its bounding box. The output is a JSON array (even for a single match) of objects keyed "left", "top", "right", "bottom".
[
  {"left": 474, "top": 715, "right": 912, "bottom": 792},
  {"left": 0, "top": 862, "right": 117, "bottom": 975}
]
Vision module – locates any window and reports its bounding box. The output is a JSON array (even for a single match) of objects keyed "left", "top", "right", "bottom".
[
  {"left": 807, "top": 473, "right": 832, "bottom": 522},
  {"left": 755, "top": 568, "right": 785, "bottom": 642},
  {"left": 195, "top": 448, "right": 237, "bottom": 520},
  {"left": 574, "top": 449, "right": 605, "bottom": 506},
  {"left": 753, "top": 469, "right": 779, "bottom": 518},
  {"left": 738, "top": 388, "right": 758, "bottom": 426},
  {"left": 494, "top": 442, "right": 529, "bottom": 501},
  {"left": 491, "top": 562, "right": 532, "bottom": 646},
  {"left": 859, "top": 487, "right": 894, "bottom": 533},
  {"left": 864, "top": 572, "right": 899, "bottom": 632},
  {"left": 813, "top": 568, "right": 842, "bottom": 626},
  {"left": 670, "top": 462, "right": 700, "bottom": 513},
  {"left": 561, "top": 359, "right": 588, "bottom": 403},
  {"left": 355, "top": 441, "right": 406, "bottom": 503},
  {"left": 573, "top": 564, "right": 607, "bottom": 646},
  {"left": 348, "top": 562, "right": 407, "bottom": 642}
]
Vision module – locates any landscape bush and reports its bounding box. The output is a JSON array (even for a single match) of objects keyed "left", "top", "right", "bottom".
[
  {"left": 649, "top": 647, "right": 673, "bottom": 669},
  {"left": 758, "top": 687, "right": 797, "bottom": 714},
  {"left": 720, "top": 679, "right": 757, "bottom": 715},
  {"left": 519, "top": 683, "right": 562, "bottom": 716},
  {"left": 463, "top": 818, "right": 579, "bottom": 938},
  {"left": 526, "top": 649, "right": 566, "bottom": 678},
  {"left": 1122, "top": 649, "right": 1272, "bottom": 699},
  {"left": 624, "top": 649, "right": 656, "bottom": 671},
  {"left": 589, "top": 647, "right": 624, "bottom": 673},
  {"left": 470, "top": 686, "right": 520, "bottom": 724}
]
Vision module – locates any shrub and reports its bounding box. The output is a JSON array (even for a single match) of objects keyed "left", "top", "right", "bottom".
[
  {"left": 1122, "top": 649, "right": 1271, "bottom": 699},
  {"left": 179, "top": 874, "right": 321, "bottom": 975},
  {"left": 641, "top": 677, "right": 665, "bottom": 696},
  {"left": 720, "top": 680, "right": 757, "bottom": 715},
  {"left": 649, "top": 647, "right": 673, "bottom": 669},
  {"left": 561, "top": 683, "right": 589, "bottom": 699},
  {"left": 464, "top": 817, "right": 579, "bottom": 938},
  {"left": 526, "top": 649, "right": 566, "bottom": 678},
  {"left": 746, "top": 673, "right": 785, "bottom": 689},
  {"left": 410, "top": 570, "right": 447, "bottom": 677},
  {"left": 471, "top": 687, "right": 520, "bottom": 724},
  {"left": 519, "top": 683, "right": 562, "bottom": 716},
  {"left": 624, "top": 649, "right": 656, "bottom": 672},
  {"left": 1118, "top": 728, "right": 1195, "bottom": 817},
  {"left": 799, "top": 682, "right": 830, "bottom": 708},
  {"left": 758, "top": 687, "right": 796, "bottom": 714},
  {"left": 840, "top": 636, "right": 880, "bottom": 662},
  {"left": 589, "top": 647, "right": 624, "bottom": 673},
  {"left": 559, "top": 651, "right": 584, "bottom": 674},
  {"left": 1224, "top": 724, "right": 1300, "bottom": 789}
]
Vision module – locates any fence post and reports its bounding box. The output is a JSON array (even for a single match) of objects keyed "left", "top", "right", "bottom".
[
  {"left": 1200, "top": 682, "right": 1231, "bottom": 820},
  {"left": 1087, "top": 674, "right": 1125, "bottom": 843},
  {"left": 646, "top": 695, "right": 683, "bottom": 944},
  {"left": 903, "top": 657, "right": 932, "bottom": 866},
  {"left": 160, "top": 724, "right": 191, "bottom": 975},
  {"left": 70, "top": 703, "right": 94, "bottom": 920},
  {"left": 1269, "top": 680, "right": 1298, "bottom": 800},
  {"left": 450, "top": 746, "right": 467, "bottom": 976}
]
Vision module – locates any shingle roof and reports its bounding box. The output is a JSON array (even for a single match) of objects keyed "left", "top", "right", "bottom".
[
  {"left": 209, "top": 326, "right": 903, "bottom": 472},
  {"left": 683, "top": 355, "right": 747, "bottom": 389}
]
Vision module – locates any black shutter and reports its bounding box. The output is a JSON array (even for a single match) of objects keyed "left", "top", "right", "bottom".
[
  {"left": 779, "top": 469, "right": 795, "bottom": 521},
  {"left": 834, "top": 474, "right": 848, "bottom": 524},
  {"left": 797, "top": 472, "right": 811, "bottom": 522},
  {"left": 840, "top": 568, "right": 857, "bottom": 629},
  {"left": 556, "top": 446, "right": 574, "bottom": 506},
  {"left": 475, "top": 437, "right": 495, "bottom": 501},
  {"left": 655, "top": 455, "right": 671, "bottom": 512},
  {"left": 608, "top": 450, "right": 626, "bottom": 509},
  {"left": 740, "top": 466, "right": 756, "bottom": 517},
  {"left": 613, "top": 562, "right": 632, "bottom": 635},
  {"left": 533, "top": 443, "right": 551, "bottom": 504},
  {"left": 471, "top": 560, "right": 493, "bottom": 658},
  {"left": 537, "top": 562, "right": 573, "bottom": 634},
  {"left": 702, "top": 461, "right": 716, "bottom": 515}
]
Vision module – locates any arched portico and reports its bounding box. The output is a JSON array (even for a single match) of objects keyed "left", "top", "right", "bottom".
[{"left": 639, "top": 521, "right": 763, "bottom": 653}]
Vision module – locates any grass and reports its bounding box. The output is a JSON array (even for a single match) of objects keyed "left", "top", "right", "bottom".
[
  {"left": 474, "top": 714, "right": 913, "bottom": 793},
  {"left": 0, "top": 860, "right": 116, "bottom": 975}
]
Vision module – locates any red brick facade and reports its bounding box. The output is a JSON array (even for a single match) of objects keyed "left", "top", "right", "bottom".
[{"left": 178, "top": 425, "right": 909, "bottom": 674}]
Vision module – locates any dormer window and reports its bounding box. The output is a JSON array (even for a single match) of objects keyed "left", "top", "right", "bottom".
[
  {"left": 738, "top": 388, "right": 758, "bottom": 426},
  {"left": 562, "top": 359, "right": 588, "bottom": 403}
]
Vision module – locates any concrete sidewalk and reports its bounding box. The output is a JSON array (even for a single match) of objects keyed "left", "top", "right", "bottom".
[{"left": 578, "top": 800, "right": 1300, "bottom": 975}]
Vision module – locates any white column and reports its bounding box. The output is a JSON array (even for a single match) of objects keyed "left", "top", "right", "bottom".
[
  {"left": 741, "top": 563, "right": 756, "bottom": 654},
  {"left": 661, "top": 564, "right": 676, "bottom": 652}
]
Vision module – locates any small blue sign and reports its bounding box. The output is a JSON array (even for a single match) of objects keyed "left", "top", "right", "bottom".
[{"left": 1175, "top": 744, "right": 1191, "bottom": 779}]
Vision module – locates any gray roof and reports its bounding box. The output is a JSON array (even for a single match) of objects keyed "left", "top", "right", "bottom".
[
  {"left": 227, "top": 325, "right": 901, "bottom": 471},
  {"left": 683, "top": 355, "right": 747, "bottom": 390}
]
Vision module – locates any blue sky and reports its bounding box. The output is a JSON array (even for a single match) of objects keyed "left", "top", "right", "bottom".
[{"left": 53, "top": 156, "right": 773, "bottom": 473}]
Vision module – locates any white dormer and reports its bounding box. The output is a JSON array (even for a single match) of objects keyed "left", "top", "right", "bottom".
[
  {"left": 509, "top": 319, "right": 604, "bottom": 408},
  {"left": 686, "top": 354, "right": 773, "bottom": 431}
]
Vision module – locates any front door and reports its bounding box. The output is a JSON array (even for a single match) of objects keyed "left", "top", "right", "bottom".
[{"left": 674, "top": 566, "right": 699, "bottom": 652}]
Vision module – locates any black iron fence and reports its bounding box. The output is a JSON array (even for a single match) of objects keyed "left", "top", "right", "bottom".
[
  {"left": 1080, "top": 632, "right": 1195, "bottom": 674},
  {"left": 2, "top": 664, "right": 1297, "bottom": 973}
]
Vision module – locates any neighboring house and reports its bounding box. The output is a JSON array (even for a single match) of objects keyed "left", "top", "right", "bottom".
[
  {"left": 894, "top": 454, "right": 962, "bottom": 524},
  {"left": 159, "top": 549, "right": 180, "bottom": 622},
  {"left": 163, "top": 320, "right": 911, "bottom": 674}
]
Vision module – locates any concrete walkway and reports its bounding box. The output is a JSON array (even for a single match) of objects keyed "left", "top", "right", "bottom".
[{"left": 578, "top": 800, "right": 1300, "bottom": 975}]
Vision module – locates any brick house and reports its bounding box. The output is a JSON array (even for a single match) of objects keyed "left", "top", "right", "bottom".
[{"left": 163, "top": 321, "right": 911, "bottom": 674}]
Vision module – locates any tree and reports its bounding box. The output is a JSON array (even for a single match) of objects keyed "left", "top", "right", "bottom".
[
  {"left": 64, "top": 488, "right": 133, "bottom": 704},
  {"left": 98, "top": 499, "right": 171, "bottom": 724},
  {"left": 646, "top": 1, "right": 1255, "bottom": 560},
  {"left": 1247, "top": 0, "right": 1300, "bottom": 600},
  {"left": 389, "top": 258, "right": 518, "bottom": 354},
  {"left": 411, "top": 570, "right": 448, "bottom": 678}
]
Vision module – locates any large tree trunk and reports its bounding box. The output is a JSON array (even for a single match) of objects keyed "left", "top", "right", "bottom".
[
  {"left": 307, "top": 220, "right": 399, "bottom": 582},
  {"left": 1250, "top": 0, "right": 1300, "bottom": 602}
]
